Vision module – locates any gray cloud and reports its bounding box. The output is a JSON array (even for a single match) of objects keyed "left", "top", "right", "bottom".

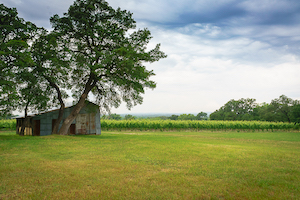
[{"left": 1, "top": 0, "right": 73, "bottom": 28}]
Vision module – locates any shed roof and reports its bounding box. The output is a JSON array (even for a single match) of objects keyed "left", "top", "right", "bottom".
[{"left": 15, "top": 101, "right": 99, "bottom": 119}]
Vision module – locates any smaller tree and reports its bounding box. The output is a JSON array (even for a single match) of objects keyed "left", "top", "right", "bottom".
[
  {"left": 102, "top": 114, "right": 122, "bottom": 120},
  {"left": 196, "top": 112, "right": 208, "bottom": 120},
  {"left": 0, "top": 4, "right": 38, "bottom": 117},
  {"left": 169, "top": 115, "right": 179, "bottom": 120},
  {"left": 124, "top": 114, "right": 135, "bottom": 120},
  {"left": 178, "top": 114, "right": 196, "bottom": 120},
  {"left": 291, "top": 102, "right": 300, "bottom": 124},
  {"left": 253, "top": 103, "right": 276, "bottom": 122},
  {"left": 271, "top": 95, "right": 294, "bottom": 122},
  {"left": 210, "top": 98, "right": 256, "bottom": 121}
]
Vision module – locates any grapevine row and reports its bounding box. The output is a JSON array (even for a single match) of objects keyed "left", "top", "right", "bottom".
[{"left": 101, "top": 119, "right": 300, "bottom": 131}]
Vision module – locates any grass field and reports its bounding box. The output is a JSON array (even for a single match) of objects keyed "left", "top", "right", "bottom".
[{"left": 1, "top": 130, "right": 300, "bottom": 199}]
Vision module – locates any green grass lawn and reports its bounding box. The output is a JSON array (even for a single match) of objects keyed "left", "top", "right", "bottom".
[{"left": 1, "top": 130, "right": 300, "bottom": 199}]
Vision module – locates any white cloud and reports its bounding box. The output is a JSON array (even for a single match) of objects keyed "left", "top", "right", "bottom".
[{"left": 112, "top": 24, "right": 300, "bottom": 114}]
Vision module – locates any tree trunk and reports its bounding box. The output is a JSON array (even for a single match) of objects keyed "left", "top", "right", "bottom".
[
  {"left": 52, "top": 103, "right": 65, "bottom": 134},
  {"left": 58, "top": 93, "right": 88, "bottom": 135},
  {"left": 44, "top": 76, "right": 65, "bottom": 135},
  {"left": 19, "top": 103, "right": 29, "bottom": 136},
  {"left": 57, "top": 74, "right": 97, "bottom": 135},
  {"left": 19, "top": 117, "right": 29, "bottom": 136}
]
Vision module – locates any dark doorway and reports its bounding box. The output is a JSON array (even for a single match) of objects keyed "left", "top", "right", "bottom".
[
  {"left": 33, "top": 120, "right": 40, "bottom": 136},
  {"left": 52, "top": 119, "right": 57, "bottom": 132},
  {"left": 70, "top": 124, "right": 76, "bottom": 135}
]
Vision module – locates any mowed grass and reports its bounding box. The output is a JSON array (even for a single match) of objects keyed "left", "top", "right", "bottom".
[{"left": 0, "top": 131, "right": 300, "bottom": 199}]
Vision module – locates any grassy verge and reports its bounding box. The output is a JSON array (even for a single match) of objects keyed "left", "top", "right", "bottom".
[{"left": 1, "top": 131, "right": 300, "bottom": 199}]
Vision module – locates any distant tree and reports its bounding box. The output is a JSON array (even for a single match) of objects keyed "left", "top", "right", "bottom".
[
  {"left": 291, "top": 103, "right": 300, "bottom": 123},
  {"left": 169, "top": 115, "right": 179, "bottom": 120},
  {"left": 124, "top": 114, "right": 135, "bottom": 120},
  {"left": 209, "top": 110, "right": 223, "bottom": 120},
  {"left": 210, "top": 98, "right": 256, "bottom": 121},
  {"left": 252, "top": 103, "right": 276, "bottom": 122},
  {"left": 50, "top": 0, "right": 166, "bottom": 135},
  {"left": 107, "top": 114, "right": 122, "bottom": 120},
  {"left": 196, "top": 112, "right": 208, "bottom": 120},
  {"left": 178, "top": 114, "right": 196, "bottom": 120},
  {"left": 270, "top": 95, "right": 294, "bottom": 122},
  {"left": 158, "top": 116, "right": 168, "bottom": 120}
]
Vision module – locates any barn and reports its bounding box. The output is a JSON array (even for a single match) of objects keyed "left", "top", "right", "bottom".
[{"left": 16, "top": 101, "right": 101, "bottom": 136}]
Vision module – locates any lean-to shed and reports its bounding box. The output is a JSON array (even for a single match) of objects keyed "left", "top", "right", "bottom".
[{"left": 16, "top": 101, "right": 101, "bottom": 136}]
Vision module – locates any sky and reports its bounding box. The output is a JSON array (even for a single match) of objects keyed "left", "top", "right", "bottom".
[{"left": 2, "top": 0, "right": 300, "bottom": 115}]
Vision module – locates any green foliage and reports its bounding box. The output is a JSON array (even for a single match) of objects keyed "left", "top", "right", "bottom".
[
  {"left": 270, "top": 95, "right": 295, "bottom": 122},
  {"left": 124, "top": 114, "right": 135, "bottom": 120},
  {"left": 0, "top": 4, "right": 56, "bottom": 119},
  {"left": 178, "top": 114, "right": 196, "bottom": 120},
  {"left": 291, "top": 104, "right": 300, "bottom": 123},
  {"left": 196, "top": 112, "right": 208, "bottom": 120},
  {"left": 169, "top": 115, "right": 179, "bottom": 120},
  {"left": 101, "top": 113, "right": 122, "bottom": 120},
  {"left": 0, "top": 4, "right": 37, "bottom": 117},
  {"left": 210, "top": 95, "right": 300, "bottom": 123},
  {"left": 0, "top": 119, "right": 16, "bottom": 130},
  {"left": 210, "top": 98, "right": 256, "bottom": 121}
]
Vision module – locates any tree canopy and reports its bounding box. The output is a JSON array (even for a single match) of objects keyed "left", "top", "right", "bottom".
[{"left": 0, "top": 4, "right": 37, "bottom": 117}]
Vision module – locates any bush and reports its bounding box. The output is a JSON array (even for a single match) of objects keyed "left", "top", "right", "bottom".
[{"left": 0, "top": 119, "right": 16, "bottom": 130}]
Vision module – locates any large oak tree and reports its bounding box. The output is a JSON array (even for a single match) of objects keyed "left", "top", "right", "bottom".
[{"left": 50, "top": 0, "right": 166, "bottom": 135}]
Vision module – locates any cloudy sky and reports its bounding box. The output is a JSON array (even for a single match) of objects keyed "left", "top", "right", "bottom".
[{"left": 2, "top": 0, "right": 300, "bottom": 114}]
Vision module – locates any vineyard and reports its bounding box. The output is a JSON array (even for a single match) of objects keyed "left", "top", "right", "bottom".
[
  {"left": 1, "top": 119, "right": 299, "bottom": 132},
  {"left": 101, "top": 119, "right": 300, "bottom": 131}
]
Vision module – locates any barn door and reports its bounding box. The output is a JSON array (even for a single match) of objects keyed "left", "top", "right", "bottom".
[
  {"left": 70, "top": 124, "right": 76, "bottom": 135},
  {"left": 33, "top": 120, "right": 40, "bottom": 136},
  {"left": 52, "top": 119, "right": 57, "bottom": 132}
]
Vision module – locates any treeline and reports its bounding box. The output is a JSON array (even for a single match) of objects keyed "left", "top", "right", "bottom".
[
  {"left": 101, "top": 112, "right": 209, "bottom": 121},
  {"left": 210, "top": 95, "right": 300, "bottom": 123}
]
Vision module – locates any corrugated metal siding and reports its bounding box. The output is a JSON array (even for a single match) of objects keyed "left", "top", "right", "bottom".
[
  {"left": 76, "top": 113, "right": 88, "bottom": 134},
  {"left": 89, "top": 113, "right": 96, "bottom": 134},
  {"left": 96, "top": 112, "right": 101, "bottom": 135},
  {"left": 30, "top": 102, "right": 101, "bottom": 136},
  {"left": 76, "top": 112, "right": 100, "bottom": 134}
]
